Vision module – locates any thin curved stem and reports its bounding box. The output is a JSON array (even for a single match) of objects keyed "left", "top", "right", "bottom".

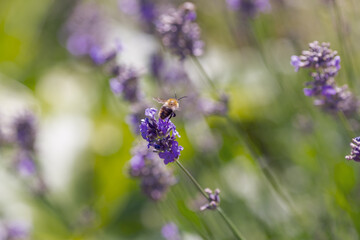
[
  {"left": 175, "top": 160, "right": 245, "bottom": 240},
  {"left": 192, "top": 56, "right": 296, "bottom": 214},
  {"left": 176, "top": 160, "right": 208, "bottom": 198},
  {"left": 217, "top": 207, "right": 244, "bottom": 240}
]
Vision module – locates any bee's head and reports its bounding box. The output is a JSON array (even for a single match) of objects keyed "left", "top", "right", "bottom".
[{"left": 166, "top": 98, "right": 179, "bottom": 109}]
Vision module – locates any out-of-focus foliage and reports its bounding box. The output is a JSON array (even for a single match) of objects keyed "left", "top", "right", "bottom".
[{"left": 1, "top": 0, "right": 360, "bottom": 239}]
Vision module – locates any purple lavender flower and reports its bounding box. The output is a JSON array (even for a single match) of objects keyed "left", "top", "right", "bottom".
[
  {"left": 291, "top": 41, "right": 359, "bottom": 115},
  {"left": 119, "top": 0, "right": 157, "bottom": 32},
  {"left": 227, "top": 0, "right": 270, "bottom": 18},
  {"left": 198, "top": 94, "right": 229, "bottom": 116},
  {"left": 150, "top": 53, "right": 164, "bottom": 79},
  {"left": 64, "top": 2, "right": 120, "bottom": 65},
  {"left": 110, "top": 66, "right": 141, "bottom": 102},
  {"left": 13, "top": 113, "right": 36, "bottom": 151},
  {"left": 156, "top": 2, "right": 204, "bottom": 60},
  {"left": 290, "top": 41, "right": 341, "bottom": 76},
  {"left": 0, "top": 221, "right": 31, "bottom": 240},
  {"left": 200, "top": 188, "right": 221, "bottom": 211},
  {"left": 161, "top": 222, "right": 181, "bottom": 240},
  {"left": 129, "top": 144, "right": 176, "bottom": 201},
  {"left": 345, "top": 137, "right": 360, "bottom": 162},
  {"left": 16, "top": 151, "right": 36, "bottom": 177},
  {"left": 149, "top": 52, "right": 190, "bottom": 85},
  {"left": 140, "top": 108, "right": 183, "bottom": 164}
]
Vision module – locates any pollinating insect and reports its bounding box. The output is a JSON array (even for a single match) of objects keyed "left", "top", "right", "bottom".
[{"left": 154, "top": 95, "right": 187, "bottom": 120}]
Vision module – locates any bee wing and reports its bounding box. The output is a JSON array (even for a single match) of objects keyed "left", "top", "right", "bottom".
[{"left": 153, "top": 97, "right": 167, "bottom": 104}]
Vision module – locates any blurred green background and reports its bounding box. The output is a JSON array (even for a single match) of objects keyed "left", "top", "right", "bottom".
[{"left": 1, "top": 0, "right": 360, "bottom": 239}]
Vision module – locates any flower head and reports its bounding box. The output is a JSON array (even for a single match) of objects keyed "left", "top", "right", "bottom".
[
  {"left": 13, "top": 113, "right": 36, "bottom": 151},
  {"left": 110, "top": 66, "right": 141, "bottom": 102},
  {"left": 291, "top": 41, "right": 359, "bottom": 116},
  {"left": 129, "top": 144, "right": 176, "bottom": 201},
  {"left": 16, "top": 150, "right": 36, "bottom": 177},
  {"left": 119, "top": 0, "right": 158, "bottom": 32},
  {"left": 64, "top": 2, "right": 120, "bottom": 65},
  {"left": 200, "top": 188, "right": 221, "bottom": 211},
  {"left": 227, "top": 0, "right": 270, "bottom": 18},
  {"left": 161, "top": 222, "right": 181, "bottom": 240},
  {"left": 0, "top": 220, "right": 31, "bottom": 240},
  {"left": 291, "top": 41, "right": 340, "bottom": 76},
  {"left": 140, "top": 108, "right": 183, "bottom": 164},
  {"left": 345, "top": 137, "right": 360, "bottom": 162},
  {"left": 156, "top": 2, "right": 204, "bottom": 60}
]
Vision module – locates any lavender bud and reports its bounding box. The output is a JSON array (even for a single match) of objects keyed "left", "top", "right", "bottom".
[
  {"left": 198, "top": 94, "right": 229, "bottom": 116},
  {"left": 227, "top": 0, "right": 271, "bottom": 18},
  {"left": 161, "top": 222, "right": 181, "bottom": 240},
  {"left": 156, "top": 2, "right": 204, "bottom": 60},
  {"left": 345, "top": 137, "right": 360, "bottom": 162},
  {"left": 109, "top": 66, "right": 141, "bottom": 102},
  {"left": 0, "top": 220, "right": 31, "bottom": 240},
  {"left": 16, "top": 150, "right": 36, "bottom": 177},
  {"left": 200, "top": 188, "right": 221, "bottom": 211},
  {"left": 13, "top": 113, "right": 36, "bottom": 151},
  {"left": 64, "top": 2, "right": 121, "bottom": 65},
  {"left": 140, "top": 108, "right": 183, "bottom": 164},
  {"left": 129, "top": 144, "right": 176, "bottom": 201}
]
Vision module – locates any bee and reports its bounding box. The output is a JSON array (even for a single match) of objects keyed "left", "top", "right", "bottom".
[{"left": 154, "top": 95, "right": 187, "bottom": 120}]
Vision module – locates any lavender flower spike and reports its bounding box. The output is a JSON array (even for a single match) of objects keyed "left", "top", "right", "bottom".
[
  {"left": 345, "top": 137, "right": 360, "bottom": 162},
  {"left": 129, "top": 144, "right": 176, "bottom": 200},
  {"left": 291, "top": 41, "right": 359, "bottom": 116},
  {"left": 140, "top": 108, "right": 183, "bottom": 164},
  {"left": 13, "top": 113, "right": 36, "bottom": 151},
  {"left": 200, "top": 188, "right": 221, "bottom": 211},
  {"left": 156, "top": 2, "right": 204, "bottom": 60},
  {"left": 110, "top": 66, "right": 140, "bottom": 102},
  {"left": 290, "top": 41, "right": 340, "bottom": 76},
  {"left": 227, "top": 0, "right": 271, "bottom": 18},
  {"left": 161, "top": 222, "right": 181, "bottom": 240}
]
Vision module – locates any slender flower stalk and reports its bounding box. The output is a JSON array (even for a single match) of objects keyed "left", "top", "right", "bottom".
[
  {"left": 176, "top": 161, "right": 245, "bottom": 240},
  {"left": 191, "top": 55, "right": 300, "bottom": 224}
]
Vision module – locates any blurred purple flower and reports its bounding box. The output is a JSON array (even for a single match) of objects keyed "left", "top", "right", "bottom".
[
  {"left": 16, "top": 151, "right": 36, "bottom": 177},
  {"left": 227, "top": 0, "right": 270, "bottom": 17},
  {"left": 198, "top": 94, "right": 229, "bottom": 116},
  {"left": 119, "top": 0, "right": 158, "bottom": 32},
  {"left": 156, "top": 2, "right": 204, "bottom": 60},
  {"left": 346, "top": 137, "right": 360, "bottom": 162},
  {"left": 291, "top": 41, "right": 359, "bottom": 115},
  {"left": 129, "top": 144, "right": 176, "bottom": 201},
  {"left": 150, "top": 53, "right": 164, "bottom": 79},
  {"left": 149, "top": 52, "right": 190, "bottom": 85},
  {"left": 140, "top": 108, "right": 183, "bottom": 164},
  {"left": 161, "top": 222, "right": 181, "bottom": 240},
  {"left": 110, "top": 66, "right": 141, "bottom": 102},
  {"left": 0, "top": 221, "right": 31, "bottom": 240},
  {"left": 64, "top": 2, "right": 120, "bottom": 65},
  {"left": 290, "top": 41, "right": 340, "bottom": 76},
  {"left": 13, "top": 113, "right": 36, "bottom": 151},
  {"left": 200, "top": 188, "right": 221, "bottom": 211}
]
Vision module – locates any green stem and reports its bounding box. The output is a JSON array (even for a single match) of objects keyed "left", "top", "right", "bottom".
[
  {"left": 192, "top": 56, "right": 295, "bottom": 215},
  {"left": 36, "top": 193, "right": 73, "bottom": 231},
  {"left": 175, "top": 160, "right": 245, "bottom": 240},
  {"left": 217, "top": 207, "right": 244, "bottom": 240},
  {"left": 176, "top": 161, "right": 208, "bottom": 198}
]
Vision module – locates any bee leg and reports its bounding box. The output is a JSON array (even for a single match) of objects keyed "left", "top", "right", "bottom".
[{"left": 167, "top": 112, "right": 175, "bottom": 122}]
